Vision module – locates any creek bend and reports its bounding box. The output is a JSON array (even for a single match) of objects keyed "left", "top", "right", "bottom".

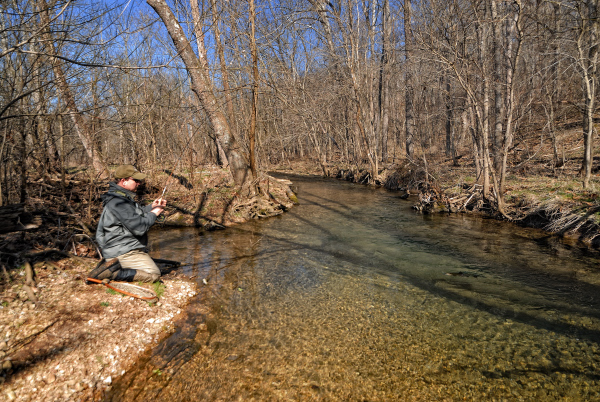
[{"left": 109, "top": 175, "right": 600, "bottom": 401}]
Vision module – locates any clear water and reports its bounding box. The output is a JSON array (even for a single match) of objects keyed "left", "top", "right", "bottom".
[{"left": 109, "top": 175, "right": 600, "bottom": 401}]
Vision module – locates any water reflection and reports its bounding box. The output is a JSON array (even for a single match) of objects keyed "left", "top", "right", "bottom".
[{"left": 108, "top": 175, "right": 600, "bottom": 401}]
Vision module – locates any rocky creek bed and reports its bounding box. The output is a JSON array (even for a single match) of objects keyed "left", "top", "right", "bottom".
[{"left": 1, "top": 256, "right": 197, "bottom": 401}]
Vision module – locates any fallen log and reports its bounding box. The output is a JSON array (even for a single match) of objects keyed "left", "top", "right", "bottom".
[
  {"left": 67, "top": 205, "right": 93, "bottom": 237},
  {"left": 0, "top": 204, "right": 28, "bottom": 234},
  {"left": 0, "top": 216, "right": 41, "bottom": 234},
  {"left": 0, "top": 203, "right": 24, "bottom": 220}
]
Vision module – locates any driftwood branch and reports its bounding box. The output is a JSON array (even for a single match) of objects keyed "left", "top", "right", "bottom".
[
  {"left": 23, "top": 261, "right": 38, "bottom": 303},
  {"left": 24, "top": 261, "right": 36, "bottom": 287},
  {"left": 23, "top": 249, "right": 70, "bottom": 261},
  {"left": 463, "top": 192, "right": 478, "bottom": 210},
  {"left": 22, "top": 284, "right": 38, "bottom": 303},
  {"left": 1, "top": 263, "right": 10, "bottom": 283},
  {"left": 64, "top": 233, "right": 101, "bottom": 258}
]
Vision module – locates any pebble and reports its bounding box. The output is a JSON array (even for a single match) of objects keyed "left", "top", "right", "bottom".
[
  {"left": 2, "top": 360, "right": 12, "bottom": 370},
  {"left": 0, "top": 341, "right": 7, "bottom": 351},
  {"left": 6, "top": 390, "right": 16, "bottom": 401}
]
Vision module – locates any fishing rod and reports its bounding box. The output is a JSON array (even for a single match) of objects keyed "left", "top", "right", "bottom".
[{"left": 159, "top": 129, "right": 198, "bottom": 199}]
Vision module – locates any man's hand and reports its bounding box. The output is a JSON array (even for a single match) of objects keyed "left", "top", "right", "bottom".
[
  {"left": 152, "top": 198, "right": 167, "bottom": 209},
  {"left": 151, "top": 198, "right": 167, "bottom": 216}
]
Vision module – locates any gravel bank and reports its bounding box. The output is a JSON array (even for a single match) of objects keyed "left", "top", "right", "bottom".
[{"left": 1, "top": 257, "right": 197, "bottom": 402}]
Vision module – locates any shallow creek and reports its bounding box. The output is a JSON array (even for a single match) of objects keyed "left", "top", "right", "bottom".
[{"left": 108, "top": 175, "right": 600, "bottom": 401}]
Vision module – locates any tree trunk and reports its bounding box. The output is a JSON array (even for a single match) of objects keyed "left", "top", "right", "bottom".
[
  {"left": 491, "top": 0, "right": 504, "bottom": 176},
  {"left": 380, "top": 0, "right": 391, "bottom": 164},
  {"left": 479, "top": 7, "right": 491, "bottom": 199},
  {"left": 210, "top": 0, "right": 237, "bottom": 135},
  {"left": 249, "top": 0, "right": 258, "bottom": 179},
  {"left": 404, "top": 0, "right": 415, "bottom": 158},
  {"left": 445, "top": 73, "right": 456, "bottom": 163},
  {"left": 499, "top": 5, "right": 522, "bottom": 196},
  {"left": 579, "top": 0, "right": 600, "bottom": 188},
  {"left": 38, "top": 0, "right": 109, "bottom": 178},
  {"left": 147, "top": 0, "right": 250, "bottom": 186}
]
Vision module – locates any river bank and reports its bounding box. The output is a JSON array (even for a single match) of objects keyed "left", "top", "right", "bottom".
[
  {"left": 271, "top": 156, "right": 600, "bottom": 249},
  {"left": 1, "top": 257, "right": 196, "bottom": 401},
  {"left": 0, "top": 166, "right": 297, "bottom": 401}
]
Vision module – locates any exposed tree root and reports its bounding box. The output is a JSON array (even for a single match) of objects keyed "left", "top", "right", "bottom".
[{"left": 334, "top": 163, "right": 600, "bottom": 248}]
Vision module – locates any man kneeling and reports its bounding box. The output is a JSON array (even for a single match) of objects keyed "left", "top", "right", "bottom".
[{"left": 92, "top": 165, "right": 166, "bottom": 283}]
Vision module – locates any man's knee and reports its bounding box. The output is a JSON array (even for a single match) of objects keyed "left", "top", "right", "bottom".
[
  {"left": 118, "top": 250, "right": 161, "bottom": 281},
  {"left": 133, "top": 270, "right": 160, "bottom": 283}
]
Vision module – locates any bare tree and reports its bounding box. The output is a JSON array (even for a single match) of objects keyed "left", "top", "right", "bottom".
[
  {"left": 249, "top": 0, "right": 259, "bottom": 179},
  {"left": 38, "top": 0, "right": 109, "bottom": 178},
  {"left": 570, "top": 0, "right": 600, "bottom": 188},
  {"left": 146, "top": 0, "right": 251, "bottom": 186},
  {"left": 404, "top": 0, "right": 415, "bottom": 159}
]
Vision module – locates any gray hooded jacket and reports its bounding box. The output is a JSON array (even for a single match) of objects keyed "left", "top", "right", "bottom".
[{"left": 95, "top": 182, "right": 157, "bottom": 259}]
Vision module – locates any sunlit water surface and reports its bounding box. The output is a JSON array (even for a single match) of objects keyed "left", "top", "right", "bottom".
[{"left": 109, "top": 175, "right": 600, "bottom": 401}]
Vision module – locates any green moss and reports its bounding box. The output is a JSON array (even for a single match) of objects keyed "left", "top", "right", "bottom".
[{"left": 152, "top": 281, "right": 165, "bottom": 298}]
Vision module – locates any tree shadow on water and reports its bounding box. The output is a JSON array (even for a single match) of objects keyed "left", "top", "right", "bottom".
[
  {"left": 108, "top": 183, "right": 600, "bottom": 401},
  {"left": 155, "top": 186, "right": 600, "bottom": 345},
  {"left": 271, "top": 189, "right": 600, "bottom": 346}
]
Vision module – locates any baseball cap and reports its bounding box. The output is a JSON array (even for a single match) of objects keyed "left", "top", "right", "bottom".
[{"left": 114, "top": 165, "right": 146, "bottom": 180}]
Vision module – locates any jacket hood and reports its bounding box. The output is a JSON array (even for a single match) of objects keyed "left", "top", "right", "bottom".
[{"left": 101, "top": 182, "right": 136, "bottom": 206}]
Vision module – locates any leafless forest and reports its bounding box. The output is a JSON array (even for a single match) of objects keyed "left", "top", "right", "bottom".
[{"left": 1, "top": 0, "right": 599, "bottom": 210}]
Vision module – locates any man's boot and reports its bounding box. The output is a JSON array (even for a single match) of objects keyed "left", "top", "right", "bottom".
[
  {"left": 86, "top": 259, "right": 121, "bottom": 283},
  {"left": 112, "top": 268, "right": 138, "bottom": 282}
]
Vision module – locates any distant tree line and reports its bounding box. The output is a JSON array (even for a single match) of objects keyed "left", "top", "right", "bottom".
[{"left": 1, "top": 0, "right": 598, "bottom": 207}]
